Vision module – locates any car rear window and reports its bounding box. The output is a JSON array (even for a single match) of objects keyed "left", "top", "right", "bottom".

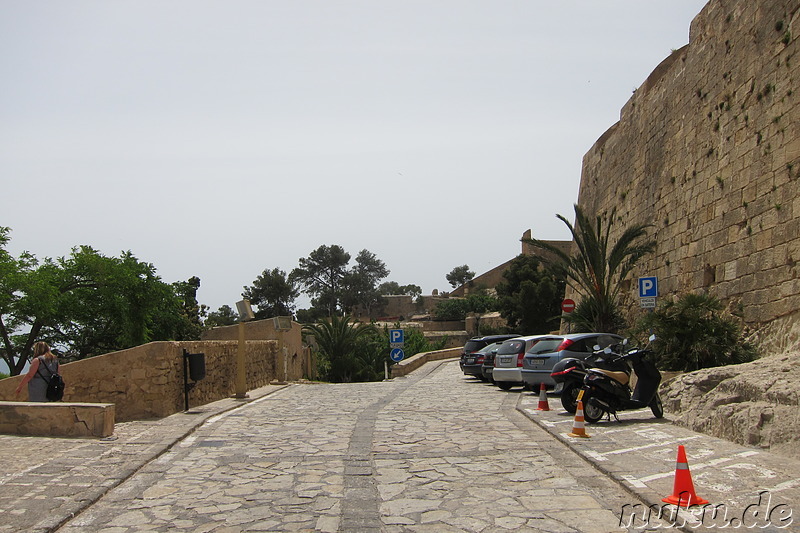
[
  {"left": 526, "top": 338, "right": 564, "bottom": 355},
  {"left": 497, "top": 340, "right": 525, "bottom": 355},
  {"left": 464, "top": 340, "right": 485, "bottom": 353}
]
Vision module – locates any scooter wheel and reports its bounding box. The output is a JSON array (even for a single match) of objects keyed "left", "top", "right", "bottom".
[
  {"left": 560, "top": 383, "right": 579, "bottom": 414},
  {"left": 650, "top": 393, "right": 664, "bottom": 419},
  {"left": 582, "top": 395, "right": 606, "bottom": 424}
]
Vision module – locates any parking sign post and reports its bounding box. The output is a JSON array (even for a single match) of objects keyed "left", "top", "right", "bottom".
[{"left": 389, "top": 329, "right": 405, "bottom": 363}]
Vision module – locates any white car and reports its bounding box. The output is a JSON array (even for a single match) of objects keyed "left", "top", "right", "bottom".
[{"left": 491, "top": 335, "right": 548, "bottom": 390}]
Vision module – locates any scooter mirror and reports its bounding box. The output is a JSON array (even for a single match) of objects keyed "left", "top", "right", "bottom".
[
  {"left": 593, "top": 345, "right": 600, "bottom": 351},
  {"left": 649, "top": 334, "right": 656, "bottom": 342},
  {"left": 604, "top": 347, "right": 612, "bottom": 354},
  {"left": 623, "top": 338, "right": 628, "bottom": 345}
]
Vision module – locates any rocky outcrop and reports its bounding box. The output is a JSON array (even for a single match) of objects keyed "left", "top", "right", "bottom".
[{"left": 661, "top": 354, "right": 800, "bottom": 458}]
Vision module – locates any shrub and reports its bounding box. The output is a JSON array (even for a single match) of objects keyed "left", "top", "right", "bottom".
[{"left": 634, "top": 293, "right": 757, "bottom": 372}]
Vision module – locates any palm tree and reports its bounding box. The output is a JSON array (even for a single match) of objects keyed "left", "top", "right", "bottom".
[
  {"left": 523, "top": 204, "right": 656, "bottom": 333},
  {"left": 302, "top": 315, "right": 375, "bottom": 382}
]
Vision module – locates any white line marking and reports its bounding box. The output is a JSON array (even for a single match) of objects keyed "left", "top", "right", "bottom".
[
  {"left": 601, "top": 435, "right": 702, "bottom": 457},
  {"left": 622, "top": 474, "right": 647, "bottom": 488}
]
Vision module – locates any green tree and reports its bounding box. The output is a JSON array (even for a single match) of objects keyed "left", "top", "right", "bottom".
[
  {"left": 446, "top": 265, "right": 475, "bottom": 288},
  {"left": 635, "top": 292, "right": 757, "bottom": 371},
  {"left": 0, "top": 228, "right": 194, "bottom": 373},
  {"left": 242, "top": 268, "right": 299, "bottom": 319},
  {"left": 341, "top": 250, "right": 390, "bottom": 315},
  {"left": 523, "top": 205, "right": 656, "bottom": 333},
  {"left": 379, "top": 281, "right": 422, "bottom": 299},
  {"left": 174, "top": 276, "right": 207, "bottom": 340},
  {"left": 205, "top": 304, "right": 239, "bottom": 328},
  {"left": 302, "top": 315, "right": 375, "bottom": 382},
  {"left": 495, "top": 255, "right": 565, "bottom": 334},
  {"left": 290, "top": 245, "right": 351, "bottom": 316},
  {"left": 432, "top": 291, "right": 497, "bottom": 321}
]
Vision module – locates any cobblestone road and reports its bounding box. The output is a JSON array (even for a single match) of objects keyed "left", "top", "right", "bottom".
[{"left": 55, "top": 360, "right": 644, "bottom": 532}]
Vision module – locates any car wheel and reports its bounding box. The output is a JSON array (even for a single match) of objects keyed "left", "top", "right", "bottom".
[
  {"left": 560, "top": 383, "right": 579, "bottom": 414},
  {"left": 497, "top": 382, "right": 514, "bottom": 390},
  {"left": 650, "top": 393, "right": 664, "bottom": 418},
  {"left": 582, "top": 396, "right": 606, "bottom": 423}
]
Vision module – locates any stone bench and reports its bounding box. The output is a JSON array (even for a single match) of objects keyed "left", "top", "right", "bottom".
[{"left": 0, "top": 402, "right": 115, "bottom": 438}]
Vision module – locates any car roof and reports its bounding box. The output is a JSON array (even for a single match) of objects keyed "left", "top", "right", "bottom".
[
  {"left": 470, "top": 334, "right": 519, "bottom": 341},
  {"left": 501, "top": 334, "right": 548, "bottom": 343}
]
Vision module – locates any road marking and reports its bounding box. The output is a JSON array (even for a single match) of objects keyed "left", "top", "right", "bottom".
[
  {"left": 639, "top": 451, "right": 762, "bottom": 483},
  {"left": 766, "top": 478, "right": 800, "bottom": 493},
  {"left": 600, "top": 435, "right": 702, "bottom": 457},
  {"left": 586, "top": 451, "right": 607, "bottom": 462},
  {"left": 621, "top": 474, "right": 648, "bottom": 488}
]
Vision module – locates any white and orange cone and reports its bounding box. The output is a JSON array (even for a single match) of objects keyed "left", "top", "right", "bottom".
[
  {"left": 662, "top": 445, "right": 709, "bottom": 507},
  {"left": 567, "top": 399, "right": 591, "bottom": 438},
  {"left": 536, "top": 382, "right": 550, "bottom": 411}
]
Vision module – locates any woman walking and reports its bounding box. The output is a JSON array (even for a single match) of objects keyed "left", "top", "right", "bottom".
[{"left": 15, "top": 341, "right": 60, "bottom": 402}]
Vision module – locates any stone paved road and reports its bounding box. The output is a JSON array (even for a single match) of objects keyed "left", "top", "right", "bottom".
[{"left": 55, "top": 360, "right": 650, "bottom": 532}]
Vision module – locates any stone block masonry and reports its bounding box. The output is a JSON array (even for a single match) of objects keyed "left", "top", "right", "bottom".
[
  {"left": 575, "top": 0, "right": 800, "bottom": 354},
  {"left": 0, "top": 340, "right": 281, "bottom": 423}
]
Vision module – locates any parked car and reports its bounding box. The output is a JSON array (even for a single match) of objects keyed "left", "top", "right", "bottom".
[
  {"left": 492, "top": 335, "right": 548, "bottom": 390},
  {"left": 459, "top": 334, "right": 519, "bottom": 380},
  {"left": 460, "top": 342, "right": 502, "bottom": 381},
  {"left": 520, "top": 333, "right": 623, "bottom": 390}
]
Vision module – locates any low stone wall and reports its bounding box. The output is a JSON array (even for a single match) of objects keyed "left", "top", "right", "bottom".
[
  {"left": 391, "top": 348, "right": 462, "bottom": 378},
  {"left": 0, "top": 340, "right": 284, "bottom": 422},
  {"left": 0, "top": 402, "right": 114, "bottom": 438}
]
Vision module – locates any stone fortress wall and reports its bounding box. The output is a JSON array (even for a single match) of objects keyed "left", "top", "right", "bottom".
[{"left": 575, "top": 0, "right": 800, "bottom": 354}]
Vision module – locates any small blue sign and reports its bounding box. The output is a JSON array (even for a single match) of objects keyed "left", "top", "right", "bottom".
[
  {"left": 390, "top": 348, "right": 405, "bottom": 362},
  {"left": 389, "top": 329, "right": 404, "bottom": 345},
  {"left": 638, "top": 277, "right": 658, "bottom": 298}
]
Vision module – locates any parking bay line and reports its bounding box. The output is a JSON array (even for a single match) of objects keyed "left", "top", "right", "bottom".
[
  {"left": 583, "top": 435, "right": 703, "bottom": 462},
  {"left": 638, "top": 450, "right": 760, "bottom": 483}
]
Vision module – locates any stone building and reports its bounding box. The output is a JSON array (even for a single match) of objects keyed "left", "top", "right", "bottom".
[{"left": 574, "top": 0, "right": 800, "bottom": 354}]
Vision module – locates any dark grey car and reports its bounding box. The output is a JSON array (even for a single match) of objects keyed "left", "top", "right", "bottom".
[{"left": 520, "top": 333, "right": 623, "bottom": 389}]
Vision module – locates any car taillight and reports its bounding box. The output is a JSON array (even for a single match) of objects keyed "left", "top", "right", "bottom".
[
  {"left": 556, "top": 339, "right": 574, "bottom": 352},
  {"left": 517, "top": 352, "right": 525, "bottom": 367},
  {"left": 477, "top": 355, "right": 485, "bottom": 364}
]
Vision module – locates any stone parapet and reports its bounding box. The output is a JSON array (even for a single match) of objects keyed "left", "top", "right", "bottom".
[
  {"left": 391, "top": 348, "right": 461, "bottom": 378},
  {"left": 0, "top": 401, "right": 114, "bottom": 438}
]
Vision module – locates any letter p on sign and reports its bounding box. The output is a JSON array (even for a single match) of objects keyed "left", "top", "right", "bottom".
[
  {"left": 390, "top": 329, "right": 404, "bottom": 345},
  {"left": 638, "top": 277, "right": 658, "bottom": 298}
]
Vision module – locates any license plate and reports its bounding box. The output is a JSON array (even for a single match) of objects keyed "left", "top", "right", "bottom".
[
  {"left": 499, "top": 357, "right": 512, "bottom": 364},
  {"left": 465, "top": 358, "right": 475, "bottom": 364},
  {"left": 528, "top": 359, "right": 544, "bottom": 367}
]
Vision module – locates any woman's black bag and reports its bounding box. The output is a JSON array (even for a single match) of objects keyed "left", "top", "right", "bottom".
[{"left": 37, "top": 358, "right": 65, "bottom": 401}]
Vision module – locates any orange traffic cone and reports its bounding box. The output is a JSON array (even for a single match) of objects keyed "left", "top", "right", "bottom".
[
  {"left": 536, "top": 383, "right": 550, "bottom": 411},
  {"left": 567, "top": 400, "right": 591, "bottom": 438},
  {"left": 662, "top": 445, "right": 709, "bottom": 507}
]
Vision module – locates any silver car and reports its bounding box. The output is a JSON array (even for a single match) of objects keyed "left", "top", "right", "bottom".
[
  {"left": 520, "top": 333, "right": 623, "bottom": 389},
  {"left": 492, "top": 335, "right": 548, "bottom": 390}
]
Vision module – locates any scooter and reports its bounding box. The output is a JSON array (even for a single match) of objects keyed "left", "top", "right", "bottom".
[
  {"left": 579, "top": 335, "right": 664, "bottom": 423},
  {"left": 550, "top": 342, "right": 630, "bottom": 414}
]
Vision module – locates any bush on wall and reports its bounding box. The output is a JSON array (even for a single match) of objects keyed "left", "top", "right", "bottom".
[{"left": 634, "top": 292, "right": 757, "bottom": 372}]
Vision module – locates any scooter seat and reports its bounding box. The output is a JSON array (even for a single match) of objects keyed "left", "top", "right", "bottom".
[{"left": 591, "top": 368, "right": 630, "bottom": 385}]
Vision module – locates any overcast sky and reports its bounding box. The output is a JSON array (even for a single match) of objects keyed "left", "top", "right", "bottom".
[{"left": 1, "top": 0, "right": 709, "bottom": 314}]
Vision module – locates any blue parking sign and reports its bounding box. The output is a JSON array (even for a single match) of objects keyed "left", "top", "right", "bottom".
[
  {"left": 389, "top": 329, "right": 404, "bottom": 345},
  {"left": 638, "top": 277, "right": 658, "bottom": 298}
]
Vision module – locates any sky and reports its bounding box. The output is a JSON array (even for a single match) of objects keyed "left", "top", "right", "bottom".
[{"left": 1, "top": 0, "right": 710, "bottom": 314}]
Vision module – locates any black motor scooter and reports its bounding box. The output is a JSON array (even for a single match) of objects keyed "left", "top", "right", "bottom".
[
  {"left": 550, "top": 341, "right": 630, "bottom": 414},
  {"left": 580, "top": 335, "right": 664, "bottom": 423}
]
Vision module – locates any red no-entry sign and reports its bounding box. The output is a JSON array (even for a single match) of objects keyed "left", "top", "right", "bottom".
[{"left": 561, "top": 299, "right": 576, "bottom": 313}]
